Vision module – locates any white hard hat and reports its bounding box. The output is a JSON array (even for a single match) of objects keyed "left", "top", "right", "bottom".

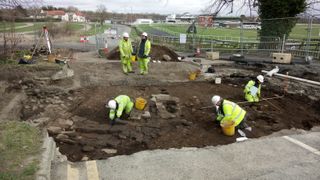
[
  {"left": 123, "top": 32, "right": 129, "bottom": 38},
  {"left": 211, "top": 95, "right": 221, "bottom": 106},
  {"left": 257, "top": 75, "right": 264, "bottom": 83},
  {"left": 107, "top": 100, "right": 117, "bottom": 109},
  {"left": 142, "top": 32, "right": 148, "bottom": 37}
]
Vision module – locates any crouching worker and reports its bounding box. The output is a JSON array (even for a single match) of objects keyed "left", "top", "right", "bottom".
[
  {"left": 106, "top": 95, "right": 134, "bottom": 125},
  {"left": 244, "top": 75, "right": 264, "bottom": 102},
  {"left": 211, "top": 95, "right": 248, "bottom": 129}
]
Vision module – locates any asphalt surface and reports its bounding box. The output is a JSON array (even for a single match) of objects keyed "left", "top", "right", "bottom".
[
  {"left": 0, "top": 24, "right": 131, "bottom": 52},
  {"left": 51, "top": 131, "right": 320, "bottom": 180},
  {"left": 88, "top": 24, "right": 131, "bottom": 50}
]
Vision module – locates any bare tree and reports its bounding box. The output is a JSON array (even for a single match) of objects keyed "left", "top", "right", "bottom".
[
  {"left": 67, "top": 6, "right": 79, "bottom": 12},
  {"left": 205, "top": 0, "right": 320, "bottom": 49},
  {"left": 206, "top": 0, "right": 320, "bottom": 16},
  {"left": 0, "top": 0, "right": 41, "bottom": 8},
  {"left": 96, "top": 4, "right": 108, "bottom": 25},
  {"left": 0, "top": 0, "right": 43, "bottom": 59}
]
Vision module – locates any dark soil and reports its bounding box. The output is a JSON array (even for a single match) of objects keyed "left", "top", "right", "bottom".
[
  {"left": 106, "top": 44, "right": 180, "bottom": 61},
  {"left": 47, "top": 82, "right": 320, "bottom": 162}
]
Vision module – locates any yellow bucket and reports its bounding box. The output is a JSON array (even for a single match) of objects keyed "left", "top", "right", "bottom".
[
  {"left": 220, "top": 121, "right": 236, "bottom": 136},
  {"left": 135, "top": 97, "right": 147, "bottom": 110},
  {"left": 131, "top": 55, "right": 136, "bottom": 62},
  {"left": 189, "top": 72, "right": 197, "bottom": 80},
  {"left": 48, "top": 54, "right": 56, "bottom": 63}
]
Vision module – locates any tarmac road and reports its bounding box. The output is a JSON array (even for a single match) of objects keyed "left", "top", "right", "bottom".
[
  {"left": 51, "top": 131, "right": 320, "bottom": 180},
  {"left": 1, "top": 24, "right": 132, "bottom": 52},
  {"left": 87, "top": 24, "right": 132, "bottom": 50}
]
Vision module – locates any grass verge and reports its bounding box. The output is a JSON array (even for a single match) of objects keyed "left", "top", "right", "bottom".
[{"left": 0, "top": 121, "right": 41, "bottom": 180}]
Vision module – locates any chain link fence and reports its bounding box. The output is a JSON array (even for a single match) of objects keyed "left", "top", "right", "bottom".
[
  {"left": 0, "top": 16, "right": 112, "bottom": 60},
  {"left": 135, "top": 16, "right": 320, "bottom": 61}
]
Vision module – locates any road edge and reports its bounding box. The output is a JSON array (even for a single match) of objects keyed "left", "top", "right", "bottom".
[{"left": 36, "top": 131, "right": 56, "bottom": 180}]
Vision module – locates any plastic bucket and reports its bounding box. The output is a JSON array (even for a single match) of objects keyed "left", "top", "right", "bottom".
[
  {"left": 189, "top": 72, "right": 197, "bottom": 80},
  {"left": 48, "top": 54, "right": 56, "bottom": 63},
  {"left": 131, "top": 55, "right": 136, "bottom": 62},
  {"left": 135, "top": 97, "right": 147, "bottom": 110},
  {"left": 215, "top": 77, "right": 222, "bottom": 84},
  {"left": 220, "top": 121, "right": 236, "bottom": 136}
]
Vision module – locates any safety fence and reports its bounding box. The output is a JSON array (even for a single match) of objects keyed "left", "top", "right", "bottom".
[
  {"left": 0, "top": 18, "right": 111, "bottom": 57},
  {"left": 134, "top": 16, "right": 320, "bottom": 60}
]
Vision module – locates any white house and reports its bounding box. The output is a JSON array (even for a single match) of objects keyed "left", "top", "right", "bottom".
[
  {"left": 133, "top": 19, "right": 153, "bottom": 25},
  {"left": 72, "top": 12, "right": 86, "bottom": 22},
  {"left": 177, "top": 12, "right": 195, "bottom": 23},
  {"left": 61, "top": 13, "right": 69, "bottom": 21},
  {"left": 166, "top": 14, "right": 176, "bottom": 23},
  {"left": 45, "top": 10, "right": 66, "bottom": 19},
  {"left": 61, "top": 12, "right": 86, "bottom": 22}
]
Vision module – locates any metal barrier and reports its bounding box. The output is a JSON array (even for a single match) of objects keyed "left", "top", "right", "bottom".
[{"left": 134, "top": 16, "right": 320, "bottom": 60}]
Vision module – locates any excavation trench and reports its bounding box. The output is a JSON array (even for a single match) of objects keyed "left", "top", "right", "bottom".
[{"left": 32, "top": 80, "right": 320, "bottom": 162}]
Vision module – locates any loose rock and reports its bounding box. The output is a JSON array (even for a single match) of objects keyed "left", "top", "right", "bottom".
[
  {"left": 56, "top": 134, "right": 69, "bottom": 140},
  {"left": 82, "top": 145, "right": 95, "bottom": 152},
  {"left": 57, "top": 118, "right": 74, "bottom": 129},
  {"left": 163, "top": 54, "right": 172, "bottom": 61},
  {"left": 81, "top": 156, "right": 89, "bottom": 161},
  {"left": 101, "top": 148, "right": 117, "bottom": 154},
  {"left": 142, "top": 111, "right": 151, "bottom": 119},
  {"left": 47, "top": 126, "right": 62, "bottom": 135}
]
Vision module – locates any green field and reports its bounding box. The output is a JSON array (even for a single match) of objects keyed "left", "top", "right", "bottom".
[
  {"left": 14, "top": 22, "right": 85, "bottom": 33},
  {"left": 65, "top": 22, "right": 84, "bottom": 31},
  {"left": 0, "top": 22, "right": 27, "bottom": 29},
  {"left": 0, "top": 22, "right": 103, "bottom": 34},
  {"left": 290, "top": 23, "right": 320, "bottom": 39},
  {"left": 137, "top": 23, "right": 320, "bottom": 39},
  {"left": 14, "top": 22, "right": 46, "bottom": 32}
]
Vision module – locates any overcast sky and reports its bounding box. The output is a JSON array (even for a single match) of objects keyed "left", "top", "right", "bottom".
[{"left": 44, "top": 0, "right": 252, "bottom": 15}]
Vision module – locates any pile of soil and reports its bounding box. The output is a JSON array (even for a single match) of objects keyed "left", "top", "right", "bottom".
[
  {"left": 106, "top": 44, "right": 180, "bottom": 61},
  {"left": 43, "top": 82, "right": 320, "bottom": 162}
]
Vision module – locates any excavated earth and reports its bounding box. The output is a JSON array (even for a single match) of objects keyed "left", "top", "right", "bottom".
[
  {"left": 1, "top": 60, "right": 320, "bottom": 162},
  {"left": 26, "top": 81, "right": 320, "bottom": 162},
  {"left": 106, "top": 44, "right": 180, "bottom": 61}
]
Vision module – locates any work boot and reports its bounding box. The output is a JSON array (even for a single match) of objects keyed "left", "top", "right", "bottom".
[
  {"left": 123, "top": 72, "right": 128, "bottom": 75},
  {"left": 129, "top": 71, "right": 135, "bottom": 73},
  {"left": 238, "top": 121, "right": 249, "bottom": 130}
]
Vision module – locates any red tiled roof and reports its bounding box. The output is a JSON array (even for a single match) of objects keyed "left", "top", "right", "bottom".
[
  {"left": 75, "top": 12, "right": 85, "bottom": 17},
  {"left": 46, "top": 10, "right": 65, "bottom": 16}
]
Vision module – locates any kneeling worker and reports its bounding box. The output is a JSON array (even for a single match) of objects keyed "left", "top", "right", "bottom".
[
  {"left": 107, "top": 95, "right": 134, "bottom": 125},
  {"left": 244, "top": 75, "right": 264, "bottom": 102},
  {"left": 211, "top": 95, "right": 248, "bottom": 129}
]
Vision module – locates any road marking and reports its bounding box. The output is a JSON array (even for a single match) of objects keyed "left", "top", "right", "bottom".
[
  {"left": 86, "top": 160, "right": 100, "bottom": 180},
  {"left": 67, "top": 163, "right": 79, "bottom": 180},
  {"left": 283, "top": 136, "right": 320, "bottom": 156}
]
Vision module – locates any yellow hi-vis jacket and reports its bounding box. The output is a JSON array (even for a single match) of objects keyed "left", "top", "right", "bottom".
[
  {"left": 137, "top": 39, "right": 151, "bottom": 58},
  {"left": 109, "top": 95, "right": 133, "bottom": 120},
  {"left": 216, "top": 99, "right": 246, "bottom": 126},
  {"left": 244, "top": 80, "right": 261, "bottom": 96},
  {"left": 119, "top": 39, "right": 133, "bottom": 63}
]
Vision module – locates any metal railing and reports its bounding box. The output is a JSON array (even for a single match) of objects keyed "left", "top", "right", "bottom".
[{"left": 134, "top": 16, "right": 320, "bottom": 60}]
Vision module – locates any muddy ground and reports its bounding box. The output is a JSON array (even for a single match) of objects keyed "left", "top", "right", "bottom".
[
  {"left": 41, "top": 81, "right": 320, "bottom": 162},
  {"left": 1, "top": 55, "right": 320, "bottom": 162}
]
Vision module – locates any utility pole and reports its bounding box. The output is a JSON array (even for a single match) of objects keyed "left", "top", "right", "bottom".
[
  {"left": 306, "top": 15, "right": 313, "bottom": 63},
  {"left": 240, "top": 20, "right": 244, "bottom": 55},
  {"left": 281, "top": 34, "right": 286, "bottom": 53},
  {"left": 95, "top": 23, "right": 98, "bottom": 50},
  {"left": 84, "top": 20, "right": 87, "bottom": 50}
]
